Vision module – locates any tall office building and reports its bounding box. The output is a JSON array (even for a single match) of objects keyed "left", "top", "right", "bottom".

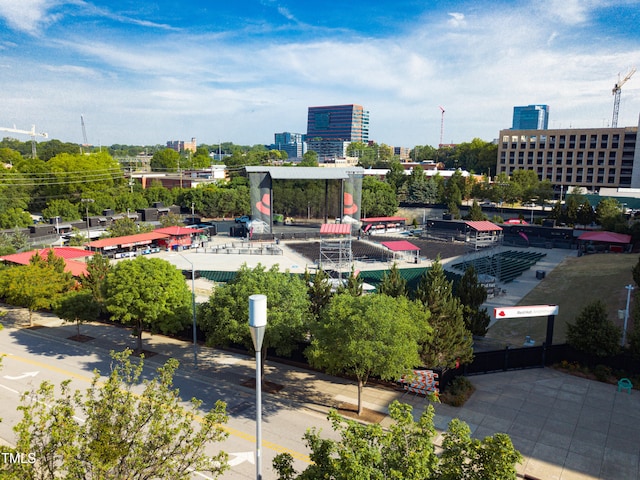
[
  {"left": 512, "top": 105, "right": 549, "bottom": 130},
  {"left": 306, "top": 104, "right": 369, "bottom": 158},
  {"left": 497, "top": 117, "right": 640, "bottom": 192},
  {"left": 272, "top": 132, "right": 304, "bottom": 159}
]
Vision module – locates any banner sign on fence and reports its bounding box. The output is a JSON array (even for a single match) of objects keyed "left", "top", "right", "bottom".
[{"left": 494, "top": 304, "right": 559, "bottom": 319}]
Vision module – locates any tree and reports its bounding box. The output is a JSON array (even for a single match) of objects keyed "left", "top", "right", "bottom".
[
  {"left": 104, "top": 216, "right": 154, "bottom": 237},
  {"left": 0, "top": 251, "right": 74, "bottom": 326},
  {"left": 596, "top": 198, "right": 626, "bottom": 231},
  {"left": 54, "top": 290, "right": 100, "bottom": 338},
  {"left": 104, "top": 257, "right": 192, "bottom": 352},
  {"left": 306, "top": 294, "right": 430, "bottom": 415},
  {"left": 415, "top": 257, "right": 474, "bottom": 368},
  {"left": 5, "top": 350, "right": 229, "bottom": 479},
  {"left": 362, "top": 176, "right": 398, "bottom": 217},
  {"left": 567, "top": 300, "right": 621, "bottom": 357},
  {"left": 437, "top": 418, "right": 522, "bottom": 479},
  {"left": 81, "top": 253, "right": 112, "bottom": 313},
  {"left": 199, "top": 264, "right": 310, "bottom": 371},
  {"left": 304, "top": 267, "right": 333, "bottom": 321},
  {"left": 151, "top": 148, "right": 180, "bottom": 172},
  {"left": 272, "top": 400, "right": 521, "bottom": 480},
  {"left": 0, "top": 207, "right": 32, "bottom": 229},
  {"left": 377, "top": 262, "right": 407, "bottom": 298},
  {"left": 42, "top": 199, "right": 80, "bottom": 221},
  {"left": 299, "top": 151, "right": 318, "bottom": 167},
  {"left": 159, "top": 211, "right": 185, "bottom": 227},
  {"left": 465, "top": 200, "right": 486, "bottom": 221},
  {"left": 456, "top": 266, "right": 490, "bottom": 337}
]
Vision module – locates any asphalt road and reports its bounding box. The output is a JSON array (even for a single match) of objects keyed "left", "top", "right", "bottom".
[{"left": 0, "top": 325, "right": 336, "bottom": 479}]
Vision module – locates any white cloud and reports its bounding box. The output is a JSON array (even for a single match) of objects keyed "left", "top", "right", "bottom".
[
  {"left": 1, "top": 0, "right": 639, "bottom": 147},
  {"left": 0, "top": 0, "right": 57, "bottom": 35},
  {"left": 447, "top": 12, "right": 466, "bottom": 28}
]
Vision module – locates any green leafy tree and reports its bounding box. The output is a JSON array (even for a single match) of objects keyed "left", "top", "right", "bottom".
[
  {"left": 306, "top": 293, "right": 430, "bottom": 415},
  {"left": 104, "top": 257, "right": 192, "bottom": 352},
  {"left": 465, "top": 200, "right": 486, "bottom": 221},
  {"left": 304, "top": 268, "right": 333, "bottom": 321},
  {"left": 415, "top": 257, "right": 473, "bottom": 368},
  {"left": 0, "top": 207, "right": 32, "bottom": 229},
  {"left": 104, "top": 216, "right": 154, "bottom": 237},
  {"left": 273, "top": 400, "right": 521, "bottom": 480},
  {"left": 362, "top": 176, "right": 398, "bottom": 217},
  {"left": 437, "top": 418, "right": 522, "bottom": 479},
  {"left": 0, "top": 251, "right": 74, "bottom": 326},
  {"left": 82, "top": 253, "right": 112, "bottom": 313},
  {"left": 577, "top": 200, "right": 596, "bottom": 226},
  {"left": 159, "top": 211, "right": 185, "bottom": 227},
  {"left": 42, "top": 199, "right": 81, "bottom": 221},
  {"left": 199, "top": 264, "right": 310, "bottom": 372},
  {"left": 340, "top": 268, "right": 364, "bottom": 297},
  {"left": 5, "top": 350, "right": 229, "bottom": 479},
  {"left": 567, "top": 300, "right": 621, "bottom": 357},
  {"left": 54, "top": 290, "right": 100, "bottom": 338},
  {"left": 299, "top": 151, "right": 318, "bottom": 166},
  {"left": 596, "top": 197, "right": 626, "bottom": 231},
  {"left": 456, "top": 266, "right": 490, "bottom": 337},
  {"left": 377, "top": 262, "right": 407, "bottom": 298},
  {"left": 151, "top": 148, "right": 180, "bottom": 172}
]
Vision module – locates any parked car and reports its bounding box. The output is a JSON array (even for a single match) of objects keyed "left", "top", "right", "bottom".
[{"left": 235, "top": 215, "right": 251, "bottom": 224}]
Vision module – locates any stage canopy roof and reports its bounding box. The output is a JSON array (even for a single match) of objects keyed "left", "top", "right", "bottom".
[
  {"left": 465, "top": 220, "right": 503, "bottom": 232},
  {"left": 578, "top": 231, "right": 632, "bottom": 244},
  {"left": 320, "top": 223, "right": 351, "bottom": 235},
  {"left": 245, "top": 166, "right": 364, "bottom": 180},
  {"left": 381, "top": 240, "right": 420, "bottom": 252}
]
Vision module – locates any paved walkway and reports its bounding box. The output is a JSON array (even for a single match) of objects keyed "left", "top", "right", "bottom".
[{"left": 3, "top": 306, "right": 638, "bottom": 480}]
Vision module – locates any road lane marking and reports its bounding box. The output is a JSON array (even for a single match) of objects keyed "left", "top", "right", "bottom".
[{"left": 3, "top": 352, "right": 311, "bottom": 464}]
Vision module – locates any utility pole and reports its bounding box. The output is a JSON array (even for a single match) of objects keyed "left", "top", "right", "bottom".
[{"left": 81, "top": 198, "right": 94, "bottom": 242}]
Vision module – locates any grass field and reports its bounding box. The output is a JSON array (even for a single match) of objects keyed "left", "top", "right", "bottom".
[{"left": 485, "top": 253, "right": 637, "bottom": 347}]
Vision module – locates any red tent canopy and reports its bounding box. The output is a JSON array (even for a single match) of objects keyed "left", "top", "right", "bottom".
[
  {"left": 381, "top": 240, "right": 420, "bottom": 252},
  {"left": 578, "top": 231, "right": 631, "bottom": 244}
]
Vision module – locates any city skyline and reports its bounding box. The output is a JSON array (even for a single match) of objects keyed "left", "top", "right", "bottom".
[{"left": 0, "top": 0, "right": 639, "bottom": 148}]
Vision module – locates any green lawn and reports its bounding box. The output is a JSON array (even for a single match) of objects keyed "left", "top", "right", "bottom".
[{"left": 485, "top": 253, "right": 637, "bottom": 347}]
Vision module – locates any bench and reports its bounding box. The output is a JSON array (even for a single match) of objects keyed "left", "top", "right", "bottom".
[{"left": 618, "top": 378, "right": 633, "bottom": 394}]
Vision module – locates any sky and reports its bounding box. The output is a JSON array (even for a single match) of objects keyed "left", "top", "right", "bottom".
[{"left": 0, "top": 0, "right": 639, "bottom": 149}]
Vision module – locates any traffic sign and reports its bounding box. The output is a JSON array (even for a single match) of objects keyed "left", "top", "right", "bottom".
[{"left": 494, "top": 305, "right": 559, "bottom": 319}]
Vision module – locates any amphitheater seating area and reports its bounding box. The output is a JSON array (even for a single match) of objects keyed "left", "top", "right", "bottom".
[{"left": 450, "top": 250, "right": 547, "bottom": 283}]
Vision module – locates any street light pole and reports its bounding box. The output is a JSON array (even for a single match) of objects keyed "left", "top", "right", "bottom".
[
  {"left": 176, "top": 253, "right": 198, "bottom": 369},
  {"left": 81, "top": 198, "right": 94, "bottom": 242},
  {"left": 249, "top": 294, "right": 267, "bottom": 480},
  {"left": 622, "top": 284, "right": 635, "bottom": 346}
]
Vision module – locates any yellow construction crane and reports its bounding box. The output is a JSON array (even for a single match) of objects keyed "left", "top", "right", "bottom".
[
  {"left": 0, "top": 124, "right": 48, "bottom": 159},
  {"left": 612, "top": 67, "right": 636, "bottom": 128}
]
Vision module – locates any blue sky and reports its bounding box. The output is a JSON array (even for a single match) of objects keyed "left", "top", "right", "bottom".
[{"left": 0, "top": 0, "right": 639, "bottom": 149}]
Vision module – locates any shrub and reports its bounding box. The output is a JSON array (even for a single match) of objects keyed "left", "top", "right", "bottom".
[
  {"left": 594, "top": 364, "right": 612, "bottom": 382},
  {"left": 441, "top": 376, "right": 475, "bottom": 407},
  {"left": 567, "top": 300, "right": 621, "bottom": 357}
]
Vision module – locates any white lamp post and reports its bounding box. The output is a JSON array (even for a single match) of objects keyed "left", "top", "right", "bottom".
[
  {"left": 174, "top": 253, "right": 198, "bottom": 369},
  {"left": 249, "top": 294, "right": 267, "bottom": 480},
  {"left": 622, "top": 284, "right": 634, "bottom": 346}
]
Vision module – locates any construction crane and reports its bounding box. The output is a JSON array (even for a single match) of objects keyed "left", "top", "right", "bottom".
[
  {"left": 0, "top": 124, "right": 48, "bottom": 159},
  {"left": 80, "top": 114, "right": 91, "bottom": 153},
  {"left": 438, "top": 106, "right": 445, "bottom": 147},
  {"left": 612, "top": 67, "right": 636, "bottom": 128}
]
